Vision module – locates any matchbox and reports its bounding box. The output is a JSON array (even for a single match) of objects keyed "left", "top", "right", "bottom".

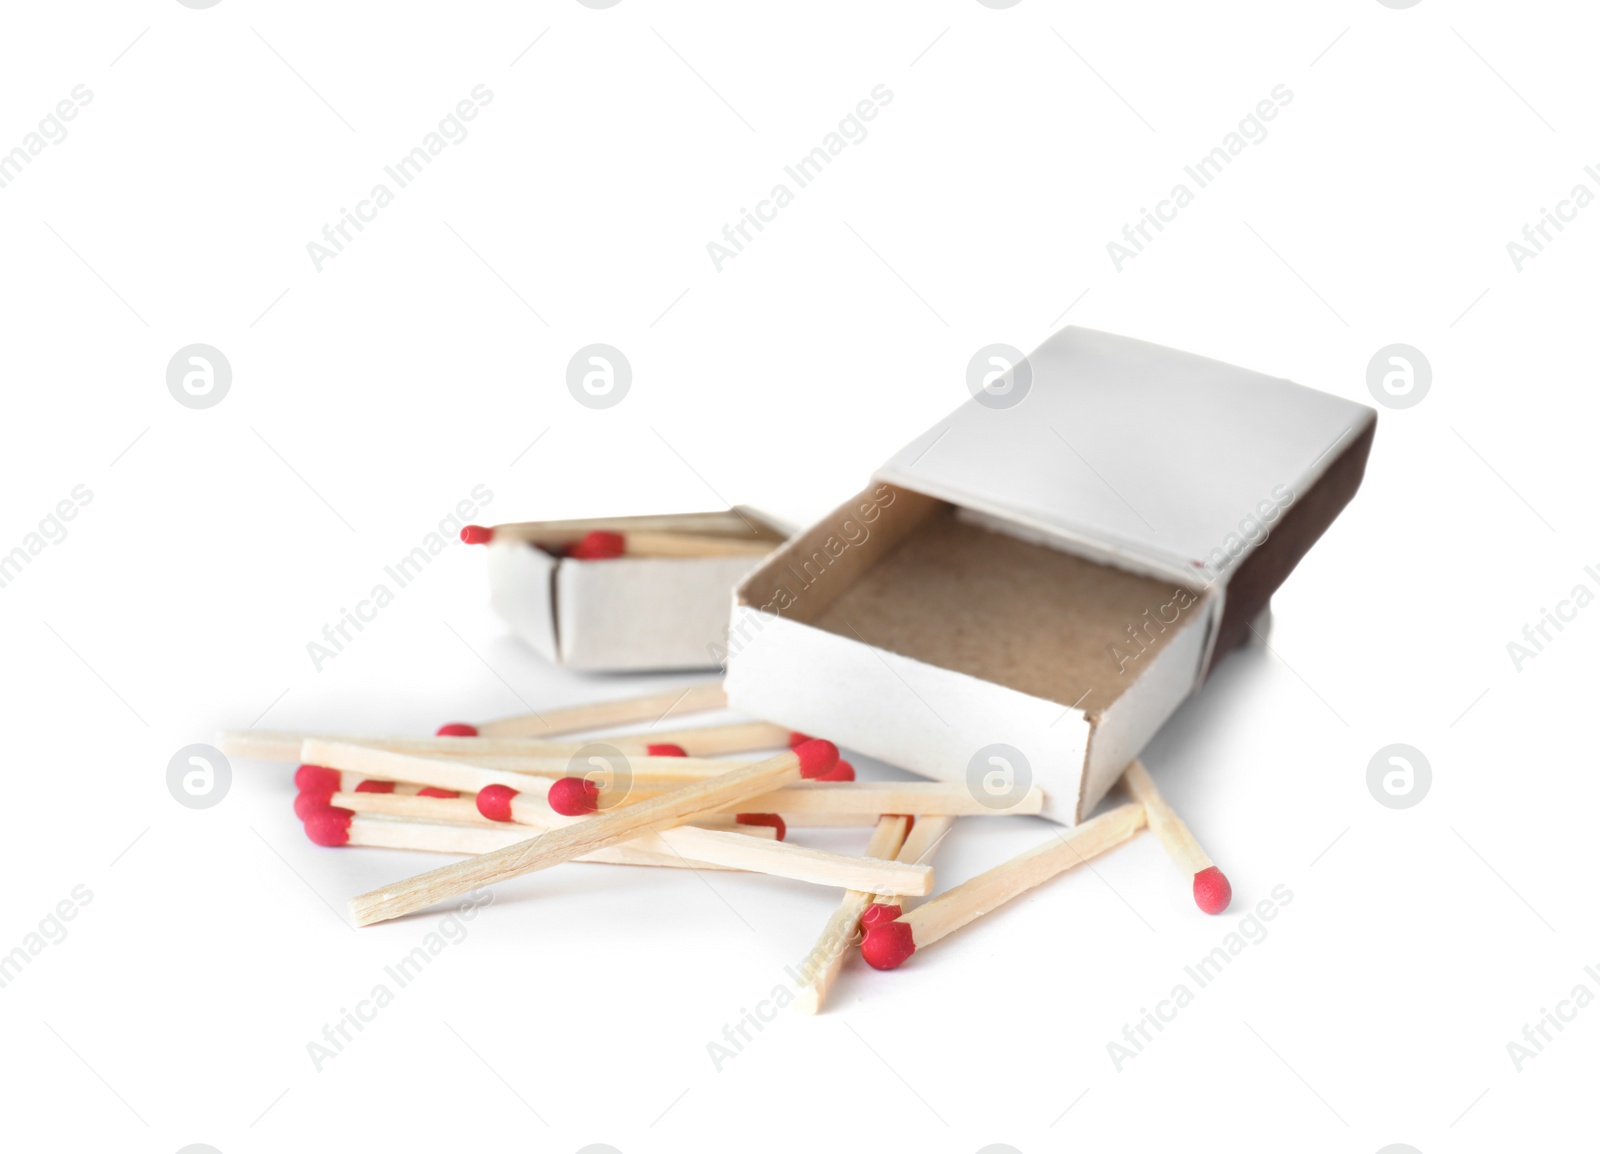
[
  {"left": 487, "top": 509, "right": 788, "bottom": 672},
  {"left": 725, "top": 327, "right": 1377, "bottom": 824}
]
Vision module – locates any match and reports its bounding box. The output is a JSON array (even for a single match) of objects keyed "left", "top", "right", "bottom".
[
  {"left": 300, "top": 806, "right": 737, "bottom": 870},
  {"left": 466, "top": 680, "right": 728, "bottom": 739},
  {"left": 302, "top": 741, "right": 576, "bottom": 798},
  {"left": 860, "top": 815, "right": 959, "bottom": 932},
  {"left": 610, "top": 722, "right": 790, "bottom": 758},
  {"left": 292, "top": 763, "right": 460, "bottom": 799},
  {"left": 458, "top": 510, "right": 762, "bottom": 546},
  {"left": 299, "top": 740, "right": 764, "bottom": 798},
  {"left": 349, "top": 740, "right": 842, "bottom": 925},
  {"left": 557, "top": 529, "right": 775, "bottom": 560},
  {"left": 320, "top": 788, "right": 754, "bottom": 834},
  {"left": 797, "top": 814, "right": 958, "bottom": 1013},
  {"left": 541, "top": 778, "right": 1044, "bottom": 818},
  {"left": 471, "top": 784, "right": 932, "bottom": 894},
  {"left": 791, "top": 815, "right": 913, "bottom": 1015},
  {"left": 860, "top": 804, "right": 1147, "bottom": 970},
  {"left": 1121, "top": 759, "right": 1232, "bottom": 914},
  {"left": 221, "top": 719, "right": 789, "bottom": 765}
]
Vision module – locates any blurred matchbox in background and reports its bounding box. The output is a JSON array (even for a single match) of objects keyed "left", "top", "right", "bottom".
[
  {"left": 480, "top": 509, "right": 788, "bottom": 671},
  {"left": 726, "top": 327, "right": 1377, "bottom": 824}
]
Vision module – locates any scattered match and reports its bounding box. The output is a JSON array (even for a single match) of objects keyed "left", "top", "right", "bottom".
[
  {"left": 228, "top": 656, "right": 1248, "bottom": 1019},
  {"left": 1122, "top": 759, "right": 1232, "bottom": 914}
]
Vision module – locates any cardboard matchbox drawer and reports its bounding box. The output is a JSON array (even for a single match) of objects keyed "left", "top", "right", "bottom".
[
  {"left": 725, "top": 327, "right": 1376, "bottom": 824},
  {"left": 488, "top": 509, "right": 787, "bottom": 672}
]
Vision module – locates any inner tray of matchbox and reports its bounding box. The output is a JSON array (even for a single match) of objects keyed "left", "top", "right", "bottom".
[{"left": 799, "top": 504, "right": 1194, "bottom": 711}]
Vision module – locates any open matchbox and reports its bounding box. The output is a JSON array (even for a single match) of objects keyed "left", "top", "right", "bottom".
[
  {"left": 726, "top": 327, "right": 1377, "bottom": 824},
  {"left": 488, "top": 509, "right": 788, "bottom": 671}
]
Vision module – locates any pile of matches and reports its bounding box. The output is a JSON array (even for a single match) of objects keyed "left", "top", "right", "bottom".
[{"left": 222, "top": 683, "right": 1229, "bottom": 1011}]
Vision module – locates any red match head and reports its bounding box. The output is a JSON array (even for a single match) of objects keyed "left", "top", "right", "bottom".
[
  {"left": 476, "top": 784, "right": 519, "bottom": 823},
  {"left": 1193, "top": 866, "right": 1232, "bottom": 915},
  {"left": 460, "top": 525, "right": 493, "bottom": 545},
  {"left": 547, "top": 777, "right": 600, "bottom": 816},
  {"left": 568, "top": 530, "right": 625, "bottom": 560},
  {"left": 816, "top": 759, "right": 855, "bottom": 782},
  {"left": 436, "top": 722, "right": 478, "bottom": 737},
  {"left": 293, "top": 790, "right": 334, "bottom": 821},
  {"left": 735, "top": 813, "right": 787, "bottom": 841},
  {"left": 860, "top": 919, "right": 916, "bottom": 970},
  {"left": 792, "top": 739, "right": 839, "bottom": 780},
  {"left": 354, "top": 779, "right": 394, "bottom": 794},
  {"left": 418, "top": 787, "right": 460, "bottom": 799},
  {"left": 787, "top": 731, "right": 814, "bottom": 749},
  {"left": 304, "top": 806, "right": 355, "bottom": 847},
  {"left": 646, "top": 743, "right": 687, "bottom": 758},
  {"left": 860, "top": 902, "right": 902, "bottom": 929},
  {"left": 294, "top": 764, "right": 339, "bottom": 793}
]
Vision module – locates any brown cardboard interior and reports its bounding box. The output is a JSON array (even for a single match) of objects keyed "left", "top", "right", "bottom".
[{"left": 770, "top": 486, "right": 1200, "bottom": 714}]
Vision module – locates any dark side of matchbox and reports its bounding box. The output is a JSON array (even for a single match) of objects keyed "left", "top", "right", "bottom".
[{"left": 1205, "top": 413, "right": 1377, "bottom": 674}]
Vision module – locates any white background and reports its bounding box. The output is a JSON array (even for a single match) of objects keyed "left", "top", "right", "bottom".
[{"left": 1, "top": 2, "right": 1594, "bottom": 1152}]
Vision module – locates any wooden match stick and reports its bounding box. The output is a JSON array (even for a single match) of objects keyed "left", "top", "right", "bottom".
[
  {"left": 470, "top": 681, "right": 728, "bottom": 739},
  {"left": 222, "top": 731, "right": 639, "bottom": 763},
  {"left": 860, "top": 803, "right": 1148, "bottom": 970},
  {"left": 603, "top": 530, "right": 773, "bottom": 558},
  {"left": 221, "top": 720, "right": 789, "bottom": 765},
  {"left": 545, "top": 778, "right": 1046, "bottom": 818},
  {"left": 470, "top": 786, "right": 931, "bottom": 894},
  {"left": 483, "top": 755, "right": 764, "bottom": 783},
  {"left": 349, "top": 740, "right": 843, "bottom": 925},
  {"left": 1121, "top": 759, "right": 1231, "bottom": 914},
  {"left": 721, "top": 781, "right": 1044, "bottom": 817},
  {"left": 291, "top": 767, "right": 457, "bottom": 821},
  {"left": 622, "top": 721, "right": 789, "bottom": 757},
  {"left": 292, "top": 764, "right": 460, "bottom": 798},
  {"left": 792, "top": 815, "right": 912, "bottom": 1015},
  {"left": 860, "top": 815, "right": 959, "bottom": 930},
  {"left": 302, "top": 742, "right": 1045, "bottom": 820},
  {"left": 301, "top": 741, "right": 573, "bottom": 798},
  {"left": 302, "top": 808, "right": 737, "bottom": 869},
  {"left": 762, "top": 813, "right": 877, "bottom": 828},
  {"left": 553, "top": 529, "right": 774, "bottom": 559},
  {"left": 320, "top": 789, "right": 756, "bottom": 834},
  {"left": 797, "top": 815, "right": 960, "bottom": 1013},
  {"left": 298, "top": 740, "right": 762, "bottom": 797},
  {"left": 461, "top": 510, "right": 763, "bottom": 545}
]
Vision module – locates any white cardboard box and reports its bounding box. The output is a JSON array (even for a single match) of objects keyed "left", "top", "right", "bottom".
[
  {"left": 725, "top": 327, "right": 1377, "bottom": 823},
  {"left": 488, "top": 509, "right": 787, "bottom": 672}
]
